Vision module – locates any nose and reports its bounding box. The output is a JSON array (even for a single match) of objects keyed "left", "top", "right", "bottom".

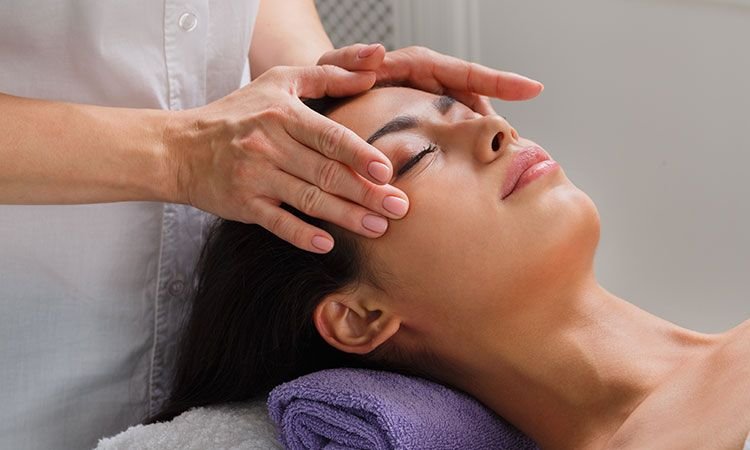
[
  {"left": 435, "top": 113, "right": 519, "bottom": 164},
  {"left": 470, "top": 114, "right": 518, "bottom": 164}
]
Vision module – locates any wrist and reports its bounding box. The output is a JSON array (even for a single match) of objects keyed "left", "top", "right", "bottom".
[
  {"left": 159, "top": 109, "right": 193, "bottom": 205},
  {"left": 62, "top": 102, "right": 187, "bottom": 205}
]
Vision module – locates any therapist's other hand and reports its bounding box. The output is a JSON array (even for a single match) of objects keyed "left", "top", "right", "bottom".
[
  {"left": 317, "top": 43, "right": 544, "bottom": 115},
  {"left": 166, "top": 65, "right": 409, "bottom": 254}
]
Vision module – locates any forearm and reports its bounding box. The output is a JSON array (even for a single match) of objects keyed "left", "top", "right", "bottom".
[
  {"left": 249, "top": 0, "right": 334, "bottom": 78},
  {"left": 0, "top": 92, "right": 175, "bottom": 204}
]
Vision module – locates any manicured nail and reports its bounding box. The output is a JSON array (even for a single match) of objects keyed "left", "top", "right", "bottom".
[
  {"left": 367, "top": 161, "right": 391, "bottom": 183},
  {"left": 311, "top": 235, "right": 334, "bottom": 252},
  {"left": 382, "top": 196, "right": 408, "bottom": 217},
  {"left": 362, "top": 214, "right": 388, "bottom": 234},
  {"left": 358, "top": 43, "right": 380, "bottom": 59}
]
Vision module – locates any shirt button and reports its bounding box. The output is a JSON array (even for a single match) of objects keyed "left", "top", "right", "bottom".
[
  {"left": 168, "top": 279, "right": 186, "bottom": 297},
  {"left": 178, "top": 12, "right": 198, "bottom": 32}
]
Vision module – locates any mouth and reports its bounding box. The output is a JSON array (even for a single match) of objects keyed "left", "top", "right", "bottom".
[{"left": 500, "top": 146, "right": 557, "bottom": 200}]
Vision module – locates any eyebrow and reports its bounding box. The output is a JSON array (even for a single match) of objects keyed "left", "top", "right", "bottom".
[
  {"left": 434, "top": 94, "right": 456, "bottom": 114},
  {"left": 365, "top": 95, "right": 457, "bottom": 145}
]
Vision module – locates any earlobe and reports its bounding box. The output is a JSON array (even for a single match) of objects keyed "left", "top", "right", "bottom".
[{"left": 313, "top": 293, "right": 400, "bottom": 355}]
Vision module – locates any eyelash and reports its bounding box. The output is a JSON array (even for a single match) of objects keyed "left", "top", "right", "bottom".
[{"left": 397, "top": 143, "right": 439, "bottom": 177}]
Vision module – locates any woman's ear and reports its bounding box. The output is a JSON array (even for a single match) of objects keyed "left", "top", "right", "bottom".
[{"left": 313, "top": 288, "right": 400, "bottom": 355}]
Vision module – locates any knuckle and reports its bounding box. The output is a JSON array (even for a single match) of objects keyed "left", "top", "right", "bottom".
[
  {"left": 236, "top": 195, "right": 256, "bottom": 218},
  {"left": 359, "top": 183, "right": 381, "bottom": 208},
  {"left": 465, "top": 62, "right": 478, "bottom": 90},
  {"left": 301, "top": 64, "right": 326, "bottom": 82},
  {"left": 334, "top": 206, "right": 360, "bottom": 232},
  {"left": 238, "top": 198, "right": 261, "bottom": 224},
  {"left": 268, "top": 212, "right": 293, "bottom": 238},
  {"left": 317, "top": 64, "right": 338, "bottom": 75},
  {"left": 229, "top": 161, "right": 250, "bottom": 183},
  {"left": 237, "top": 131, "right": 260, "bottom": 152},
  {"left": 265, "top": 65, "right": 289, "bottom": 80},
  {"left": 265, "top": 107, "right": 287, "bottom": 125},
  {"left": 269, "top": 212, "right": 308, "bottom": 247},
  {"left": 406, "top": 45, "right": 430, "bottom": 58},
  {"left": 242, "top": 139, "right": 276, "bottom": 167},
  {"left": 317, "top": 159, "right": 342, "bottom": 193},
  {"left": 262, "top": 101, "right": 290, "bottom": 120},
  {"left": 317, "top": 124, "right": 347, "bottom": 159},
  {"left": 290, "top": 226, "right": 309, "bottom": 249},
  {"left": 298, "top": 185, "right": 325, "bottom": 215},
  {"left": 264, "top": 66, "right": 299, "bottom": 95},
  {"left": 307, "top": 65, "right": 332, "bottom": 93}
]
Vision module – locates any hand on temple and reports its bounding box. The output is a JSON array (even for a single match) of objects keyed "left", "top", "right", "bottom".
[
  {"left": 317, "top": 43, "right": 544, "bottom": 116},
  {"left": 165, "top": 64, "right": 410, "bottom": 254}
]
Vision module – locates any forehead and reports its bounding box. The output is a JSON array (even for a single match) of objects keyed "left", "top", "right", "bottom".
[{"left": 328, "top": 87, "right": 439, "bottom": 141}]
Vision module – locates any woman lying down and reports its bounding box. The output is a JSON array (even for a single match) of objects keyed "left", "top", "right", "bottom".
[{"left": 144, "top": 86, "right": 750, "bottom": 449}]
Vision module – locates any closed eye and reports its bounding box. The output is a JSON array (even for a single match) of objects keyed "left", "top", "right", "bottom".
[{"left": 397, "top": 143, "right": 438, "bottom": 177}]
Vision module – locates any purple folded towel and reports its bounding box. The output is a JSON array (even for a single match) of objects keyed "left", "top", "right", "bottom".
[{"left": 267, "top": 368, "right": 538, "bottom": 450}]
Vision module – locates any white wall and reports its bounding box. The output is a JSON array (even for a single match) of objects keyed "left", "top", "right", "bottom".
[{"left": 394, "top": 0, "right": 750, "bottom": 333}]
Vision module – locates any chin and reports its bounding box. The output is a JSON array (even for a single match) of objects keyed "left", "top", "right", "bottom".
[{"left": 530, "top": 180, "right": 600, "bottom": 282}]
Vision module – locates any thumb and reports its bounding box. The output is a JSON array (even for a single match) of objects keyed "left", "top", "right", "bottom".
[
  {"left": 292, "top": 65, "right": 376, "bottom": 99},
  {"left": 317, "top": 43, "right": 386, "bottom": 71}
]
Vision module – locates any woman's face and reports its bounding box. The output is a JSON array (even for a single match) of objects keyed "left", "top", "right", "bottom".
[{"left": 327, "top": 87, "right": 600, "bottom": 342}]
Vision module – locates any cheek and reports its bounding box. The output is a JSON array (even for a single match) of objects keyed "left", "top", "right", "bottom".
[
  {"left": 371, "top": 173, "right": 600, "bottom": 324},
  {"left": 496, "top": 181, "right": 601, "bottom": 294},
  {"left": 373, "top": 175, "right": 502, "bottom": 312}
]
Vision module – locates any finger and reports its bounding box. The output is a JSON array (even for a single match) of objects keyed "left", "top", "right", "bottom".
[
  {"left": 379, "top": 47, "right": 544, "bottom": 101},
  {"left": 317, "top": 43, "right": 386, "bottom": 71},
  {"left": 289, "top": 64, "right": 376, "bottom": 99},
  {"left": 269, "top": 134, "right": 409, "bottom": 219},
  {"left": 253, "top": 198, "right": 335, "bottom": 253},
  {"left": 286, "top": 99, "right": 395, "bottom": 185},
  {"left": 474, "top": 96, "right": 497, "bottom": 116},
  {"left": 267, "top": 169, "right": 391, "bottom": 239},
  {"left": 444, "top": 89, "right": 497, "bottom": 115}
]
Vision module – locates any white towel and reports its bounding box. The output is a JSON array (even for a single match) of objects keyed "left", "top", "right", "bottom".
[{"left": 94, "top": 400, "right": 283, "bottom": 450}]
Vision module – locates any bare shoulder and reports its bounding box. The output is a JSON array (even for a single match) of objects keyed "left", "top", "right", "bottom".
[{"left": 607, "top": 319, "right": 750, "bottom": 450}]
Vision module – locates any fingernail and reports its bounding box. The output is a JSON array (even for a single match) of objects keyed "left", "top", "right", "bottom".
[
  {"left": 367, "top": 161, "right": 391, "bottom": 183},
  {"left": 311, "top": 235, "right": 334, "bottom": 252},
  {"left": 362, "top": 214, "right": 388, "bottom": 234},
  {"left": 358, "top": 43, "right": 380, "bottom": 59},
  {"left": 382, "top": 196, "right": 408, "bottom": 217}
]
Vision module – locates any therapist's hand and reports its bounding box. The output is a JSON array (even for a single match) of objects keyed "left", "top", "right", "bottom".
[
  {"left": 317, "top": 43, "right": 544, "bottom": 115},
  {"left": 166, "top": 65, "right": 409, "bottom": 253}
]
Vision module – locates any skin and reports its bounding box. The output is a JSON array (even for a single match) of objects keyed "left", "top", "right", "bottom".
[{"left": 314, "top": 87, "right": 750, "bottom": 449}]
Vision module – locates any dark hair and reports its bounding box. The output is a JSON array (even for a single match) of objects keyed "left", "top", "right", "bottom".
[{"left": 143, "top": 96, "right": 438, "bottom": 425}]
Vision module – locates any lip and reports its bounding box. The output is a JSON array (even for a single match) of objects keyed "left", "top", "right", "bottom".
[{"left": 501, "top": 146, "right": 556, "bottom": 199}]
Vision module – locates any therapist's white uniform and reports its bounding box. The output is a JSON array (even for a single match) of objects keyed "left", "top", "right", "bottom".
[{"left": 0, "top": 1, "right": 260, "bottom": 448}]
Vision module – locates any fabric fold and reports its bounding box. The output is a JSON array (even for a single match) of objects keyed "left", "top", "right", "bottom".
[{"left": 267, "top": 368, "right": 538, "bottom": 450}]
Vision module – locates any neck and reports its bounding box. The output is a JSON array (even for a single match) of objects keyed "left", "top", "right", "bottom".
[{"left": 436, "top": 275, "right": 720, "bottom": 449}]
